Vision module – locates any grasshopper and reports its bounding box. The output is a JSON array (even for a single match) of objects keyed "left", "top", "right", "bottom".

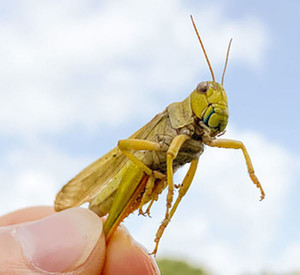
[{"left": 55, "top": 15, "right": 265, "bottom": 255}]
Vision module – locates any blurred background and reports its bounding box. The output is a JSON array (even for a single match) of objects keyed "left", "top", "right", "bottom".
[{"left": 0, "top": 1, "right": 299, "bottom": 274}]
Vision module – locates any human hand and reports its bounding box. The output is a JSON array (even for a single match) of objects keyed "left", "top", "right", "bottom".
[{"left": 0, "top": 206, "right": 159, "bottom": 274}]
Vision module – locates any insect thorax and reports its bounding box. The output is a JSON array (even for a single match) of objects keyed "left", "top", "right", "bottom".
[{"left": 142, "top": 115, "right": 204, "bottom": 174}]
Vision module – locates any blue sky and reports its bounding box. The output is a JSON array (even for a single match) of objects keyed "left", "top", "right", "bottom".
[{"left": 0, "top": 1, "right": 299, "bottom": 274}]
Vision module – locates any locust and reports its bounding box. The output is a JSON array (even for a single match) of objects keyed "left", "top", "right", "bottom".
[{"left": 55, "top": 15, "right": 265, "bottom": 255}]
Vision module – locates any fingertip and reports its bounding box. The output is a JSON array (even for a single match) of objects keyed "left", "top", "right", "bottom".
[
  {"left": 103, "top": 226, "right": 159, "bottom": 275},
  {"left": 12, "top": 208, "right": 105, "bottom": 274},
  {"left": 0, "top": 207, "right": 107, "bottom": 274}
]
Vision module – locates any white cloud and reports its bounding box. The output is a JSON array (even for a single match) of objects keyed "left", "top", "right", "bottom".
[
  {"left": 274, "top": 244, "right": 300, "bottom": 273},
  {"left": 1, "top": 1, "right": 289, "bottom": 274},
  {"left": 0, "top": 1, "right": 269, "bottom": 137}
]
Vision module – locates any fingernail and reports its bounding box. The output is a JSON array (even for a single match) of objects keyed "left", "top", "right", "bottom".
[{"left": 15, "top": 207, "right": 102, "bottom": 273}]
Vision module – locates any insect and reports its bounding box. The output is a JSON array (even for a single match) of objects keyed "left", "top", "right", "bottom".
[{"left": 55, "top": 15, "right": 265, "bottom": 255}]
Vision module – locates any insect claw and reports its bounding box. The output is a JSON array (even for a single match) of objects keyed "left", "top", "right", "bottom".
[
  {"left": 138, "top": 209, "right": 147, "bottom": 216},
  {"left": 149, "top": 249, "right": 157, "bottom": 257},
  {"left": 174, "top": 183, "right": 181, "bottom": 189},
  {"left": 259, "top": 190, "right": 265, "bottom": 201},
  {"left": 145, "top": 208, "right": 152, "bottom": 217},
  {"left": 139, "top": 205, "right": 152, "bottom": 217},
  {"left": 250, "top": 174, "right": 265, "bottom": 201},
  {"left": 150, "top": 241, "right": 160, "bottom": 256}
]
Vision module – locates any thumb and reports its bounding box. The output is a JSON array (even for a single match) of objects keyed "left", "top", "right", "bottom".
[{"left": 0, "top": 207, "right": 105, "bottom": 274}]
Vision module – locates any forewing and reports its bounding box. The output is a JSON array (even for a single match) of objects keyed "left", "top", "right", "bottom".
[
  {"left": 55, "top": 110, "right": 167, "bottom": 212},
  {"left": 131, "top": 110, "right": 167, "bottom": 140},
  {"left": 55, "top": 147, "right": 126, "bottom": 211}
]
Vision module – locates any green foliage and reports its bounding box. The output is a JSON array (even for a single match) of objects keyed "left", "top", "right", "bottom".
[{"left": 157, "top": 258, "right": 207, "bottom": 275}]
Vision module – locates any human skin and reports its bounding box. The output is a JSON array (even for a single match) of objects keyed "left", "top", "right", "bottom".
[{"left": 0, "top": 206, "right": 160, "bottom": 275}]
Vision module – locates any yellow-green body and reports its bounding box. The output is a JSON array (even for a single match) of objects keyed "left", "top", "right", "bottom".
[
  {"left": 55, "top": 81, "right": 231, "bottom": 238},
  {"left": 103, "top": 82, "right": 229, "bottom": 234},
  {"left": 55, "top": 17, "right": 264, "bottom": 254}
]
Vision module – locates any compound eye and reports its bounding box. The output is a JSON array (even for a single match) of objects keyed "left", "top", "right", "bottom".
[{"left": 196, "top": 81, "right": 208, "bottom": 93}]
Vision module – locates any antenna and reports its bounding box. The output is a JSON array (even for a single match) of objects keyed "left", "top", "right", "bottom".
[
  {"left": 221, "top": 38, "right": 233, "bottom": 85},
  {"left": 190, "top": 15, "right": 215, "bottom": 82}
]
